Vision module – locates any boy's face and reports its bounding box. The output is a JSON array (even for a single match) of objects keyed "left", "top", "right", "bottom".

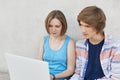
[{"left": 79, "top": 21, "right": 97, "bottom": 39}]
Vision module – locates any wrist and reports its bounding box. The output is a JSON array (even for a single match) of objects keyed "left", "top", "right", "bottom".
[{"left": 52, "top": 74, "right": 55, "bottom": 80}]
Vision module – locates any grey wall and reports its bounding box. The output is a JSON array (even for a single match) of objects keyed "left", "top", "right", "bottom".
[{"left": 0, "top": 0, "right": 120, "bottom": 72}]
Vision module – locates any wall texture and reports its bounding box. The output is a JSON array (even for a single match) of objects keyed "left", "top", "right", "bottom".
[{"left": 0, "top": 0, "right": 120, "bottom": 72}]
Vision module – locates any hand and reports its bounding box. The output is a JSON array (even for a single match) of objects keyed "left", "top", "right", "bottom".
[{"left": 50, "top": 75, "right": 53, "bottom": 80}]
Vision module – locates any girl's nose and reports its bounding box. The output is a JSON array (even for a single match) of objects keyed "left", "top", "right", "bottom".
[{"left": 52, "top": 26, "right": 56, "bottom": 31}]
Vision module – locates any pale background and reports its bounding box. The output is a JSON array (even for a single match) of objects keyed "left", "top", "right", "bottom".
[{"left": 0, "top": 0, "right": 120, "bottom": 79}]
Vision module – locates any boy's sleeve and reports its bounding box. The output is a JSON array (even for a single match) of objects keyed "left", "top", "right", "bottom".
[{"left": 110, "top": 48, "right": 120, "bottom": 80}]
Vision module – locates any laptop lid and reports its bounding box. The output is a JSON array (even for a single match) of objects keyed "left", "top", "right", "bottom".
[{"left": 5, "top": 53, "right": 50, "bottom": 80}]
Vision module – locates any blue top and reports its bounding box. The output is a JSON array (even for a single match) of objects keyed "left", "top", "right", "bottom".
[
  {"left": 84, "top": 39, "right": 105, "bottom": 80},
  {"left": 43, "top": 35, "right": 71, "bottom": 80}
]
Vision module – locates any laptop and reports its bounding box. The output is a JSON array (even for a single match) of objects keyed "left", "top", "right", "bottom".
[{"left": 5, "top": 53, "right": 50, "bottom": 80}]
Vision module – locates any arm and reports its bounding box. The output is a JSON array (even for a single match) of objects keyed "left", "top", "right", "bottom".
[
  {"left": 38, "top": 36, "right": 44, "bottom": 60},
  {"left": 54, "top": 40, "right": 76, "bottom": 79},
  {"left": 70, "top": 48, "right": 82, "bottom": 80}
]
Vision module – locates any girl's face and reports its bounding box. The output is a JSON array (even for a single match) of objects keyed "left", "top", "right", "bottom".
[
  {"left": 79, "top": 21, "right": 97, "bottom": 39},
  {"left": 48, "top": 18, "right": 62, "bottom": 37}
]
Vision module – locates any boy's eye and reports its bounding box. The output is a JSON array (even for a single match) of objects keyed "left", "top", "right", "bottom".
[
  {"left": 85, "top": 25, "right": 90, "bottom": 27},
  {"left": 79, "top": 23, "right": 81, "bottom": 26}
]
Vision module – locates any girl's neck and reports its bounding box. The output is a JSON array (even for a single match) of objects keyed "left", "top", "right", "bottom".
[
  {"left": 50, "top": 35, "right": 66, "bottom": 41},
  {"left": 49, "top": 35, "right": 66, "bottom": 50}
]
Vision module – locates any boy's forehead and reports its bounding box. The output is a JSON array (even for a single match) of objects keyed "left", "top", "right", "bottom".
[{"left": 80, "top": 21, "right": 89, "bottom": 25}]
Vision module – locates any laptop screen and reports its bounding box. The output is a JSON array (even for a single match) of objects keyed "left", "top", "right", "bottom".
[{"left": 5, "top": 53, "right": 50, "bottom": 80}]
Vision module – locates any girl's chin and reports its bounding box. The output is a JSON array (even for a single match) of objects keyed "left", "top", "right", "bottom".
[{"left": 52, "top": 35, "right": 59, "bottom": 37}]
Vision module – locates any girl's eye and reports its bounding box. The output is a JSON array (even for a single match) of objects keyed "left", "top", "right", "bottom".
[
  {"left": 48, "top": 24, "right": 62, "bottom": 28},
  {"left": 55, "top": 25, "right": 60, "bottom": 28},
  {"left": 48, "top": 25, "right": 52, "bottom": 27}
]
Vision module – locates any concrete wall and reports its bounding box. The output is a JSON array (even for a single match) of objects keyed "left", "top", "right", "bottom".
[{"left": 0, "top": 0, "right": 120, "bottom": 72}]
